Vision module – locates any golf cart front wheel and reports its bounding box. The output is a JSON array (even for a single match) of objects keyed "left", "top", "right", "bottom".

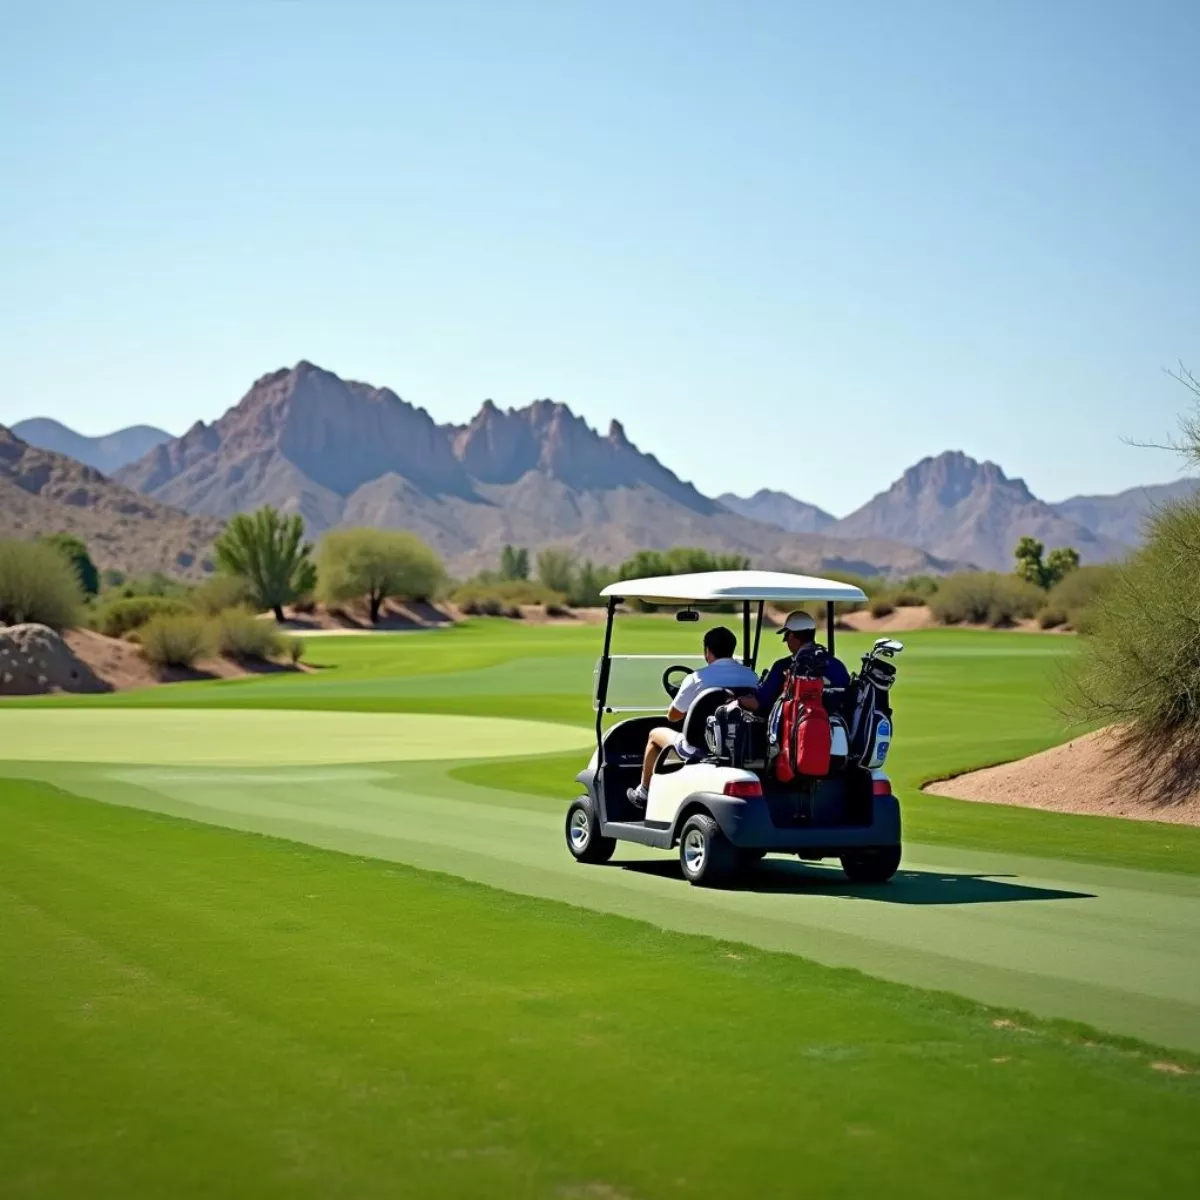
[
  {"left": 565, "top": 797, "right": 615, "bottom": 865},
  {"left": 679, "top": 814, "right": 738, "bottom": 887},
  {"left": 840, "top": 846, "right": 902, "bottom": 884}
]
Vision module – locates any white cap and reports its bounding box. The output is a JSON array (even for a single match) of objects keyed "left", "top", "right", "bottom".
[{"left": 779, "top": 610, "right": 817, "bottom": 636}]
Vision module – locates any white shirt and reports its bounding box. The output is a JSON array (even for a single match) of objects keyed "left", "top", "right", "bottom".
[{"left": 673, "top": 657, "right": 760, "bottom": 756}]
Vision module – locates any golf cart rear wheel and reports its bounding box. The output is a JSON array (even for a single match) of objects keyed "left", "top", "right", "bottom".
[
  {"left": 565, "top": 797, "right": 615, "bottom": 865},
  {"left": 840, "top": 846, "right": 902, "bottom": 884},
  {"left": 679, "top": 814, "right": 738, "bottom": 887}
]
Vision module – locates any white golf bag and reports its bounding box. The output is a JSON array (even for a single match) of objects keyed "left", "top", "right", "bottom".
[{"left": 847, "top": 639, "right": 901, "bottom": 769}]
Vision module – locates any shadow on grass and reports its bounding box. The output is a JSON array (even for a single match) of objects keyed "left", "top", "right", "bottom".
[{"left": 614, "top": 858, "right": 1096, "bottom": 905}]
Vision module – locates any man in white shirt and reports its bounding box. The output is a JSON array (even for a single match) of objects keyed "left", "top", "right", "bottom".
[{"left": 627, "top": 625, "right": 760, "bottom": 808}]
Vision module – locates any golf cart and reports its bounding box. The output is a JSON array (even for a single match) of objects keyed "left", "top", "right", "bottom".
[{"left": 565, "top": 570, "right": 904, "bottom": 887}]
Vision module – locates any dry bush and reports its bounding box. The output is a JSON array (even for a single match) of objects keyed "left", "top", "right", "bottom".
[
  {"left": 0, "top": 539, "right": 85, "bottom": 631},
  {"left": 1068, "top": 496, "right": 1200, "bottom": 805},
  {"left": 212, "top": 609, "right": 285, "bottom": 662},
  {"left": 139, "top": 614, "right": 212, "bottom": 670},
  {"left": 91, "top": 595, "right": 194, "bottom": 638},
  {"left": 930, "top": 573, "right": 1043, "bottom": 627}
]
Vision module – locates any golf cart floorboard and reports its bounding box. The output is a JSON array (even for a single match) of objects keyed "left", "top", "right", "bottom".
[{"left": 602, "top": 820, "right": 673, "bottom": 849}]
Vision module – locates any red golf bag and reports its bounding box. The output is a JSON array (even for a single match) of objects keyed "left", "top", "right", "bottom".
[{"left": 772, "top": 674, "right": 832, "bottom": 783}]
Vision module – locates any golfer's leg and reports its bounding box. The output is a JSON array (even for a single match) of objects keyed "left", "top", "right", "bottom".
[{"left": 641, "top": 728, "right": 673, "bottom": 790}]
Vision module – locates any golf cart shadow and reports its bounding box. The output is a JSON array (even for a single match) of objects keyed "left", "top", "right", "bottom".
[{"left": 615, "top": 859, "right": 1095, "bottom": 905}]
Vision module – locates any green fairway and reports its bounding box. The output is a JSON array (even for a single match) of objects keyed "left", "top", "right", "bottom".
[
  {"left": 1, "top": 780, "right": 1196, "bottom": 1200},
  {"left": 0, "top": 709, "right": 590, "bottom": 765},
  {"left": 2, "top": 617, "right": 1199, "bottom": 1196}
]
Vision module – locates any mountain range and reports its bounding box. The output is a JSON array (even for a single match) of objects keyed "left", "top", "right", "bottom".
[
  {"left": 8, "top": 360, "right": 1196, "bottom": 578},
  {"left": 11, "top": 418, "right": 171, "bottom": 475},
  {"left": 0, "top": 425, "right": 223, "bottom": 578}
]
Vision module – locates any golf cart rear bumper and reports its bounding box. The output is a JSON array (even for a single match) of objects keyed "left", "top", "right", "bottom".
[{"left": 689, "top": 791, "right": 901, "bottom": 853}]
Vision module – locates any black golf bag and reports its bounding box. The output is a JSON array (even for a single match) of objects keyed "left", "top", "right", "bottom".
[{"left": 847, "top": 652, "right": 897, "bottom": 770}]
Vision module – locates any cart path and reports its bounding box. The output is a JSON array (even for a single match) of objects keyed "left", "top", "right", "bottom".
[{"left": 16, "top": 756, "right": 1199, "bottom": 1054}]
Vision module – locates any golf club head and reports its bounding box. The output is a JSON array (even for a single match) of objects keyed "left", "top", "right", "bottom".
[{"left": 873, "top": 637, "right": 905, "bottom": 656}]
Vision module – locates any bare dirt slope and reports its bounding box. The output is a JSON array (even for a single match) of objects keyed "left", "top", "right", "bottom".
[
  {"left": 925, "top": 727, "right": 1200, "bottom": 826},
  {"left": 0, "top": 425, "right": 223, "bottom": 578}
]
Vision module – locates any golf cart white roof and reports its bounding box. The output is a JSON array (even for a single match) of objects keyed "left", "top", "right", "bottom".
[{"left": 601, "top": 570, "right": 868, "bottom": 604}]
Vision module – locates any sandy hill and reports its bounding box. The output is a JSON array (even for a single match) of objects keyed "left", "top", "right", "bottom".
[
  {"left": 12, "top": 418, "right": 172, "bottom": 474},
  {"left": 830, "top": 451, "right": 1127, "bottom": 570},
  {"left": 114, "top": 362, "right": 960, "bottom": 577},
  {"left": 0, "top": 425, "right": 223, "bottom": 578}
]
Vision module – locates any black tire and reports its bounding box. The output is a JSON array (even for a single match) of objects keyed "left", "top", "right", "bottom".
[
  {"left": 840, "top": 846, "right": 902, "bottom": 884},
  {"left": 679, "top": 813, "right": 738, "bottom": 887},
  {"left": 565, "top": 797, "right": 615, "bottom": 865}
]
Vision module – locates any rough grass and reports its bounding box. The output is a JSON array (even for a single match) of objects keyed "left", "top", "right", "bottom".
[
  {"left": 0, "top": 780, "right": 1195, "bottom": 1200},
  {"left": 0, "top": 538, "right": 85, "bottom": 631}
]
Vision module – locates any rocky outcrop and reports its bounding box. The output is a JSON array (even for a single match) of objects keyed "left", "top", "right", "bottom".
[
  {"left": 831, "top": 451, "right": 1127, "bottom": 570},
  {"left": 0, "top": 623, "right": 110, "bottom": 695}
]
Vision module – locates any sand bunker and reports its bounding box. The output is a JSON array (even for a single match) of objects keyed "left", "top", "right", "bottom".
[{"left": 925, "top": 728, "right": 1200, "bottom": 826}]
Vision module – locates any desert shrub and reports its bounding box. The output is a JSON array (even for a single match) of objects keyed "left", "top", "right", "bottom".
[
  {"left": 897, "top": 574, "right": 940, "bottom": 599},
  {"left": 190, "top": 574, "right": 251, "bottom": 617},
  {"left": 891, "top": 589, "right": 927, "bottom": 607},
  {"left": 568, "top": 559, "right": 618, "bottom": 607},
  {"left": 929, "top": 572, "right": 1043, "bottom": 626},
  {"left": 1045, "top": 564, "right": 1117, "bottom": 633},
  {"left": 1037, "top": 606, "right": 1068, "bottom": 630},
  {"left": 451, "top": 579, "right": 564, "bottom": 611},
  {"left": 536, "top": 547, "right": 577, "bottom": 595},
  {"left": 211, "top": 608, "right": 286, "bottom": 662},
  {"left": 1069, "top": 494, "right": 1200, "bottom": 803},
  {"left": 505, "top": 605, "right": 524, "bottom": 619},
  {"left": 0, "top": 539, "right": 85, "bottom": 631},
  {"left": 868, "top": 597, "right": 896, "bottom": 618},
  {"left": 317, "top": 528, "right": 445, "bottom": 623},
  {"left": 40, "top": 533, "right": 100, "bottom": 597},
  {"left": 285, "top": 636, "right": 305, "bottom": 666},
  {"left": 139, "top": 613, "right": 211, "bottom": 670},
  {"left": 544, "top": 603, "right": 571, "bottom": 618},
  {"left": 105, "top": 571, "right": 191, "bottom": 601},
  {"left": 91, "top": 594, "right": 192, "bottom": 638}
]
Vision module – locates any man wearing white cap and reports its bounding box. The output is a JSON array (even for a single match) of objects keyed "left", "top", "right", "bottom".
[{"left": 737, "top": 609, "right": 850, "bottom": 715}]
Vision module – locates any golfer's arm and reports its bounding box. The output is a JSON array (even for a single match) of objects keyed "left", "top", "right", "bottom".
[{"left": 667, "top": 705, "right": 685, "bottom": 722}]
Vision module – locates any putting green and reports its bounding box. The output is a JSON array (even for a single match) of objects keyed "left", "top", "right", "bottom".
[{"left": 0, "top": 709, "right": 591, "bottom": 766}]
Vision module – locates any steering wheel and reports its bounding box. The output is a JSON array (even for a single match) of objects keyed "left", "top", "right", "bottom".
[{"left": 661, "top": 664, "right": 692, "bottom": 700}]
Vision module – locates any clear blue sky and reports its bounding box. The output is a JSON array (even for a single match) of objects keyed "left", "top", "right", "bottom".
[{"left": 2, "top": 0, "right": 1197, "bottom": 514}]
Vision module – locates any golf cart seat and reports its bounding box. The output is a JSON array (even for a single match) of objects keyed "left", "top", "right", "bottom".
[{"left": 656, "top": 685, "right": 757, "bottom": 773}]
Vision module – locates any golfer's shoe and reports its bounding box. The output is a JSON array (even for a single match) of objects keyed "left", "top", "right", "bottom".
[{"left": 626, "top": 785, "right": 648, "bottom": 808}]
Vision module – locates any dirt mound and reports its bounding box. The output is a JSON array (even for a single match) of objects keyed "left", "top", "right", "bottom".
[
  {"left": 64, "top": 628, "right": 161, "bottom": 689},
  {"left": 0, "top": 623, "right": 111, "bottom": 695},
  {"left": 924, "top": 727, "right": 1200, "bottom": 826},
  {"left": 839, "top": 605, "right": 937, "bottom": 632}
]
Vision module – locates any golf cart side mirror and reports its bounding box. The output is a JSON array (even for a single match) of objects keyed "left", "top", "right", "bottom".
[{"left": 676, "top": 609, "right": 700, "bottom": 623}]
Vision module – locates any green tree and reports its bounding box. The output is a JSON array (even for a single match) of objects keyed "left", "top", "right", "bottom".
[
  {"left": 213, "top": 507, "right": 316, "bottom": 622},
  {"left": 536, "top": 547, "right": 577, "bottom": 595},
  {"left": 1014, "top": 536, "right": 1048, "bottom": 588},
  {"left": 317, "top": 529, "right": 444, "bottom": 624},
  {"left": 568, "top": 559, "right": 615, "bottom": 607},
  {"left": 39, "top": 533, "right": 99, "bottom": 597},
  {"left": 1044, "top": 546, "right": 1080, "bottom": 587},
  {"left": 499, "top": 544, "right": 530, "bottom": 580}
]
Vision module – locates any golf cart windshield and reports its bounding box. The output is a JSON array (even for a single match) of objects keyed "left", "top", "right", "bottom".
[{"left": 593, "top": 654, "right": 707, "bottom": 713}]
